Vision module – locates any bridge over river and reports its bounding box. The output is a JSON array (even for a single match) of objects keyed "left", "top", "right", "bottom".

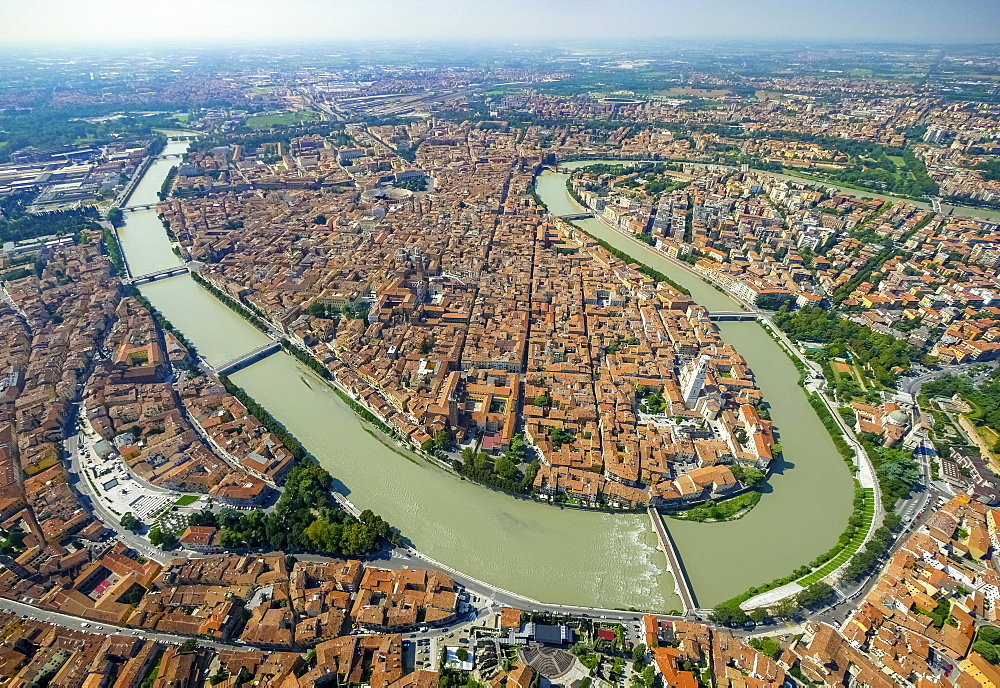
[{"left": 647, "top": 507, "right": 698, "bottom": 614}]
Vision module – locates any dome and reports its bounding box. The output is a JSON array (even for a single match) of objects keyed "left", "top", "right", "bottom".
[{"left": 887, "top": 409, "right": 909, "bottom": 426}]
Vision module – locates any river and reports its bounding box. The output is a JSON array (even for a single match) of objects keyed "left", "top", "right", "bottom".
[
  {"left": 114, "top": 141, "right": 856, "bottom": 610},
  {"left": 118, "top": 140, "right": 681, "bottom": 612},
  {"left": 535, "top": 167, "right": 855, "bottom": 605}
]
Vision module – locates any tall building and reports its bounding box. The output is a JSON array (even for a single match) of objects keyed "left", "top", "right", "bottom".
[{"left": 680, "top": 355, "right": 711, "bottom": 409}]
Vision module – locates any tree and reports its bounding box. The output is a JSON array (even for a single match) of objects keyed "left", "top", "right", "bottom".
[
  {"left": 772, "top": 596, "right": 800, "bottom": 620},
  {"left": 313, "top": 215, "right": 327, "bottom": 225},
  {"left": 180, "top": 638, "right": 198, "bottom": 653},
  {"left": 709, "top": 605, "right": 748, "bottom": 626},
  {"left": 748, "top": 636, "right": 782, "bottom": 659},
  {"left": 631, "top": 643, "right": 647, "bottom": 666},
  {"left": 494, "top": 455, "right": 517, "bottom": 480},
  {"left": 106, "top": 207, "right": 124, "bottom": 228},
  {"left": 797, "top": 582, "right": 836, "bottom": 609},
  {"left": 456, "top": 647, "right": 469, "bottom": 662},
  {"left": 119, "top": 512, "right": 141, "bottom": 532},
  {"left": 748, "top": 607, "right": 769, "bottom": 624},
  {"left": 148, "top": 525, "right": 178, "bottom": 549},
  {"left": 433, "top": 429, "right": 451, "bottom": 450}
]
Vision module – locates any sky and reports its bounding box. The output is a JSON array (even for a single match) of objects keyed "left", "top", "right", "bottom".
[{"left": 1, "top": 0, "right": 999, "bottom": 46}]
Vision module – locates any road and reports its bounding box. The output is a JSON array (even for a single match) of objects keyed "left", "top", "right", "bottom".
[
  {"left": 64, "top": 428, "right": 170, "bottom": 564},
  {"left": 0, "top": 594, "right": 252, "bottom": 651},
  {"left": 898, "top": 362, "right": 997, "bottom": 397}
]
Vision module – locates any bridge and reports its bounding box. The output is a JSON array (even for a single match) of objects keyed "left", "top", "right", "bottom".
[
  {"left": 707, "top": 310, "right": 769, "bottom": 321},
  {"left": 124, "top": 203, "right": 160, "bottom": 212},
  {"left": 126, "top": 265, "right": 191, "bottom": 285},
  {"left": 213, "top": 341, "right": 282, "bottom": 376},
  {"left": 647, "top": 507, "right": 697, "bottom": 614},
  {"left": 557, "top": 213, "right": 594, "bottom": 221},
  {"left": 160, "top": 153, "right": 183, "bottom": 159}
]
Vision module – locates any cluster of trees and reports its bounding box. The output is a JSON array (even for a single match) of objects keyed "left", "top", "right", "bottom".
[
  {"left": 106, "top": 207, "right": 124, "bottom": 228},
  {"left": 119, "top": 512, "right": 142, "bottom": 532},
  {"left": 306, "top": 300, "right": 369, "bottom": 321},
  {"left": 729, "top": 464, "right": 766, "bottom": 488},
  {"left": 841, "top": 513, "right": 901, "bottom": 583},
  {"left": 0, "top": 192, "right": 101, "bottom": 244},
  {"left": 550, "top": 427, "right": 575, "bottom": 450},
  {"left": 748, "top": 131, "right": 938, "bottom": 197},
  {"left": 973, "top": 626, "right": 1000, "bottom": 666},
  {"left": 158, "top": 166, "right": 178, "bottom": 201},
  {"left": 773, "top": 306, "right": 920, "bottom": 389},
  {"left": 193, "top": 464, "right": 398, "bottom": 555},
  {"left": 637, "top": 387, "right": 666, "bottom": 414},
  {"left": 394, "top": 177, "right": 428, "bottom": 192},
  {"left": 861, "top": 438, "right": 922, "bottom": 503},
  {"left": 0, "top": 107, "right": 181, "bottom": 162},
  {"left": 0, "top": 527, "right": 26, "bottom": 556},
  {"left": 922, "top": 371, "right": 1000, "bottom": 451},
  {"left": 452, "top": 434, "right": 540, "bottom": 495},
  {"left": 149, "top": 525, "right": 178, "bottom": 549}
]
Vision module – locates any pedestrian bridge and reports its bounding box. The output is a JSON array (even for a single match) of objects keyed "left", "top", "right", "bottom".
[
  {"left": 124, "top": 204, "right": 159, "bottom": 212},
  {"left": 557, "top": 213, "right": 594, "bottom": 221},
  {"left": 125, "top": 264, "right": 191, "bottom": 285},
  {"left": 213, "top": 341, "right": 282, "bottom": 376},
  {"left": 707, "top": 311, "right": 768, "bottom": 321}
]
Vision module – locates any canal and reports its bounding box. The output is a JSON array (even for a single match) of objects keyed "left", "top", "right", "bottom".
[{"left": 118, "top": 139, "right": 681, "bottom": 612}]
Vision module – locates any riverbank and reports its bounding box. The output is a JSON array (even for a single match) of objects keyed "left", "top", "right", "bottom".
[
  {"left": 535, "top": 166, "right": 856, "bottom": 606},
  {"left": 549, "top": 162, "right": 895, "bottom": 607}
]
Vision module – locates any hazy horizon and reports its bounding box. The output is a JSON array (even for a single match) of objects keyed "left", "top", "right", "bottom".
[{"left": 2, "top": 0, "right": 1000, "bottom": 48}]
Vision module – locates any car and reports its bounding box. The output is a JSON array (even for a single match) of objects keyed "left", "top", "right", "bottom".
[{"left": 81, "top": 622, "right": 90, "bottom": 627}]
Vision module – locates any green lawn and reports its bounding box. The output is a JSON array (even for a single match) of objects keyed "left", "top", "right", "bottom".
[
  {"left": 174, "top": 495, "right": 199, "bottom": 506},
  {"left": 245, "top": 110, "right": 318, "bottom": 130},
  {"left": 797, "top": 488, "right": 875, "bottom": 586}
]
